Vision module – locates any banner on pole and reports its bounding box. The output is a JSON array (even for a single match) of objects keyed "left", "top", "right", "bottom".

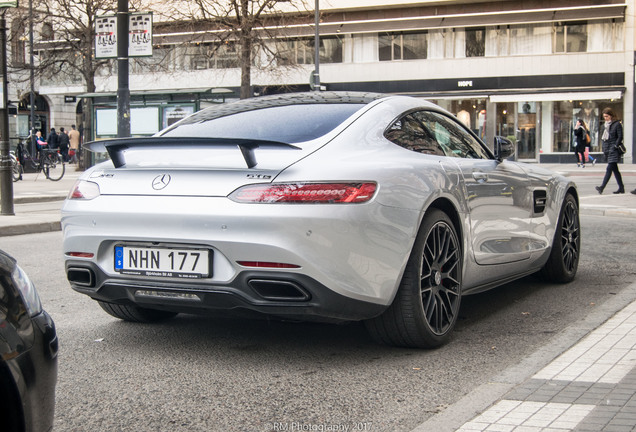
[
  {"left": 129, "top": 13, "right": 153, "bottom": 57},
  {"left": 95, "top": 15, "right": 117, "bottom": 59},
  {"left": 95, "top": 13, "right": 153, "bottom": 59}
]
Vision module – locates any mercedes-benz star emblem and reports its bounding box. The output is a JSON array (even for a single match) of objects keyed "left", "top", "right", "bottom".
[{"left": 152, "top": 174, "right": 171, "bottom": 190}]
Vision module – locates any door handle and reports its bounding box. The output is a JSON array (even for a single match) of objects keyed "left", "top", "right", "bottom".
[{"left": 472, "top": 172, "right": 488, "bottom": 182}]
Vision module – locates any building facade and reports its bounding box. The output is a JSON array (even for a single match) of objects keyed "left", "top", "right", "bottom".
[{"left": 7, "top": 0, "right": 634, "bottom": 164}]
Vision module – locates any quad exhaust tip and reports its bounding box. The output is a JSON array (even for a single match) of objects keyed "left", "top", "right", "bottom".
[
  {"left": 67, "top": 267, "right": 95, "bottom": 287},
  {"left": 248, "top": 279, "right": 311, "bottom": 302}
]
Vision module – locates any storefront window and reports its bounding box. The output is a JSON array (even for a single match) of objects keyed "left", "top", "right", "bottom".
[
  {"left": 517, "top": 102, "right": 538, "bottom": 159},
  {"left": 495, "top": 103, "right": 515, "bottom": 141},
  {"left": 553, "top": 100, "right": 622, "bottom": 153},
  {"left": 433, "top": 99, "right": 487, "bottom": 140}
]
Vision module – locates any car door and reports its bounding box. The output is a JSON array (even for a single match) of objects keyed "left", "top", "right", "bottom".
[{"left": 408, "top": 110, "right": 533, "bottom": 265}]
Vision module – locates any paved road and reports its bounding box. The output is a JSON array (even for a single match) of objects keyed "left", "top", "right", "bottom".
[{"left": 2, "top": 212, "right": 634, "bottom": 432}]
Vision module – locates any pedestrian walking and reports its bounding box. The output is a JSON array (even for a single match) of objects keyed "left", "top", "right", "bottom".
[
  {"left": 595, "top": 108, "right": 625, "bottom": 194},
  {"left": 582, "top": 119, "right": 597, "bottom": 166},
  {"left": 68, "top": 124, "right": 80, "bottom": 164},
  {"left": 46, "top": 127, "right": 59, "bottom": 150},
  {"left": 573, "top": 119, "right": 587, "bottom": 167},
  {"left": 59, "top": 127, "right": 70, "bottom": 162}
]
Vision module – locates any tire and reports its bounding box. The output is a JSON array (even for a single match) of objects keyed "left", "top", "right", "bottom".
[
  {"left": 98, "top": 301, "right": 178, "bottom": 323},
  {"left": 365, "top": 208, "right": 462, "bottom": 348},
  {"left": 11, "top": 161, "right": 22, "bottom": 182},
  {"left": 43, "top": 152, "right": 65, "bottom": 181},
  {"left": 539, "top": 193, "right": 580, "bottom": 283}
]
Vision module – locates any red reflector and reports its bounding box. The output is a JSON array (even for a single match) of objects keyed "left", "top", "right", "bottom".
[
  {"left": 237, "top": 261, "right": 301, "bottom": 269},
  {"left": 67, "top": 252, "right": 95, "bottom": 258},
  {"left": 231, "top": 182, "right": 377, "bottom": 203}
]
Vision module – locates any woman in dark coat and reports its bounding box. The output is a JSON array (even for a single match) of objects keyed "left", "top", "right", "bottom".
[
  {"left": 595, "top": 108, "right": 625, "bottom": 194},
  {"left": 573, "top": 119, "right": 587, "bottom": 167}
]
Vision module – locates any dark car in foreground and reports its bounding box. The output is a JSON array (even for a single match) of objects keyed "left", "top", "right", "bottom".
[
  {"left": 0, "top": 250, "right": 58, "bottom": 432},
  {"left": 62, "top": 92, "right": 579, "bottom": 348}
]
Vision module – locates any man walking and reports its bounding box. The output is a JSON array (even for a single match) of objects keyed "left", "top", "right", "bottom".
[
  {"left": 68, "top": 124, "right": 80, "bottom": 164},
  {"left": 59, "top": 127, "right": 70, "bottom": 162},
  {"left": 46, "top": 127, "right": 59, "bottom": 150}
]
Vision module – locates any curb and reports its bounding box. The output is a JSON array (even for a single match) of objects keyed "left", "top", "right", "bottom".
[
  {"left": 580, "top": 207, "right": 636, "bottom": 218},
  {"left": 14, "top": 196, "right": 67, "bottom": 204},
  {"left": 4, "top": 221, "right": 62, "bottom": 237}
]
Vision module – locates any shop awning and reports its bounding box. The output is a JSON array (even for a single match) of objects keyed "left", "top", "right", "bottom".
[
  {"left": 77, "top": 87, "right": 234, "bottom": 100},
  {"left": 490, "top": 90, "right": 623, "bottom": 103}
]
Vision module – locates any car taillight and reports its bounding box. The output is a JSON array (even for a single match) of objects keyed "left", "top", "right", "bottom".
[
  {"left": 68, "top": 180, "right": 100, "bottom": 200},
  {"left": 67, "top": 252, "right": 95, "bottom": 258},
  {"left": 237, "top": 261, "right": 300, "bottom": 269},
  {"left": 230, "top": 182, "right": 377, "bottom": 204}
]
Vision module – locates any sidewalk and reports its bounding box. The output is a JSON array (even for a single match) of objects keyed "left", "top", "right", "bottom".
[
  {"left": 0, "top": 170, "right": 79, "bottom": 236},
  {"left": 414, "top": 282, "right": 636, "bottom": 432}
]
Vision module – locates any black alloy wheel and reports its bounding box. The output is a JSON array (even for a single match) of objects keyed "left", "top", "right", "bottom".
[
  {"left": 365, "top": 208, "right": 462, "bottom": 348},
  {"left": 420, "top": 217, "right": 462, "bottom": 336},
  {"left": 560, "top": 198, "right": 580, "bottom": 274},
  {"left": 539, "top": 193, "right": 580, "bottom": 283}
]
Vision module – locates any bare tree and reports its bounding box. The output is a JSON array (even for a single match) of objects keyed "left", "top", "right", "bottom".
[
  {"left": 7, "top": 0, "right": 147, "bottom": 166},
  {"left": 169, "top": 0, "right": 311, "bottom": 98},
  {"left": 7, "top": 0, "right": 314, "bottom": 130}
]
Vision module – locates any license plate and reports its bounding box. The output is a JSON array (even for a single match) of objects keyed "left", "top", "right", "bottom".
[{"left": 114, "top": 245, "right": 210, "bottom": 278}]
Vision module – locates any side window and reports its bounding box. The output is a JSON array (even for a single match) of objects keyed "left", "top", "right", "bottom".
[
  {"left": 384, "top": 112, "right": 445, "bottom": 156},
  {"left": 427, "top": 112, "right": 491, "bottom": 159},
  {"left": 385, "top": 110, "right": 491, "bottom": 159}
]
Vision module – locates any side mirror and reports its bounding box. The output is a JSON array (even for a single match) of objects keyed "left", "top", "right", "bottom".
[{"left": 494, "top": 136, "right": 515, "bottom": 161}]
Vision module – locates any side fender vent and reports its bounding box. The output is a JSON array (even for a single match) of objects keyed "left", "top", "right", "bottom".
[{"left": 533, "top": 190, "right": 547, "bottom": 214}]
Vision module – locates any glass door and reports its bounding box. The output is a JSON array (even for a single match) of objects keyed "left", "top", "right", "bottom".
[{"left": 516, "top": 101, "right": 538, "bottom": 160}]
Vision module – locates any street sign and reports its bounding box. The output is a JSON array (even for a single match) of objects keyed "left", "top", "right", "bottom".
[{"left": 0, "top": 1, "right": 18, "bottom": 8}]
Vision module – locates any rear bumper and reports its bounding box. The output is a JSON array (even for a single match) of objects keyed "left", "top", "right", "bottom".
[{"left": 66, "top": 260, "right": 387, "bottom": 322}]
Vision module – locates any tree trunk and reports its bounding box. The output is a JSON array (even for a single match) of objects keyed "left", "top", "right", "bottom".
[
  {"left": 239, "top": 0, "right": 251, "bottom": 99},
  {"left": 240, "top": 30, "right": 252, "bottom": 99}
]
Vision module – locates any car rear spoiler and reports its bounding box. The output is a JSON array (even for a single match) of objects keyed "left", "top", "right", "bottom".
[{"left": 84, "top": 137, "right": 301, "bottom": 169}]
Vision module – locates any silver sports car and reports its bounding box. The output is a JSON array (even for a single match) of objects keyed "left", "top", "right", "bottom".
[{"left": 62, "top": 92, "right": 579, "bottom": 348}]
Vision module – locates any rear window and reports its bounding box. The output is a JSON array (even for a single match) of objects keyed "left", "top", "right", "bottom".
[{"left": 160, "top": 103, "right": 365, "bottom": 143}]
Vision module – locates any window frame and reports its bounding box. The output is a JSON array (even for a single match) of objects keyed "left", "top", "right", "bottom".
[
  {"left": 384, "top": 109, "right": 494, "bottom": 160},
  {"left": 379, "top": 31, "right": 428, "bottom": 61}
]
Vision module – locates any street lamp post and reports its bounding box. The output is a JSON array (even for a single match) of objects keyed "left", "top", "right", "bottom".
[
  {"left": 313, "top": 0, "right": 320, "bottom": 91},
  {"left": 0, "top": 9, "right": 14, "bottom": 215},
  {"left": 117, "top": 0, "right": 130, "bottom": 137},
  {"left": 29, "top": 0, "right": 35, "bottom": 155}
]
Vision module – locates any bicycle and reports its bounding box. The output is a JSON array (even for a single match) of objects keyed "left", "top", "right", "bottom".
[
  {"left": 10, "top": 151, "right": 23, "bottom": 182},
  {"left": 15, "top": 141, "right": 66, "bottom": 181}
]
